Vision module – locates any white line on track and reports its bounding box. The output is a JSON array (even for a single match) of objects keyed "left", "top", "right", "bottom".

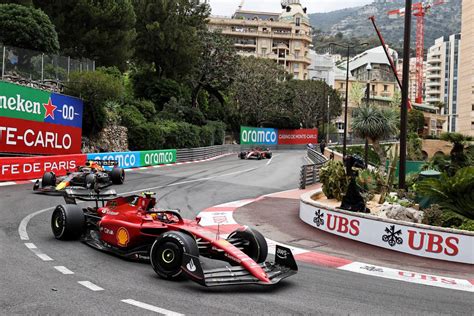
[
  {"left": 78, "top": 281, "right": 104, "bottom": 291},
  {"left": 121, "top": 299, "right": 184, "bottom": 316},
  {"left": 266, "top": 154, "right": 279, "bottom": 166},
  {"left": 54, "top": 266, "right": 74, "bottom": 275},
  {"left": 0, "top": 181, "right": 16, "bottom": 186},
  {"left": 24, "top": 243, "right": 37, "bottom": 249},
  {"left": 36, "top": 253, "right": 53, "bottom": 261}
]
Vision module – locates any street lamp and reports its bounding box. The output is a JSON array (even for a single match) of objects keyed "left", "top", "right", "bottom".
[
  {"left": 364, "top": 62, "right": 372, "bottom": 168},
  {"left": 329, "top": 42, "right": 369, "bottom": 158}
]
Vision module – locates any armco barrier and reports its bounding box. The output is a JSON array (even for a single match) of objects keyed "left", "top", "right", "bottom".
[
  {"left": 300, "top": 189, "right": 474, "bottom": 264},
  {"left": 0, "top": 146, "right": 237, "bottom": 182}
]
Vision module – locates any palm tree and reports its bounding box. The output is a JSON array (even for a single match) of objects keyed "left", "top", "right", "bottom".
[{"left": 352, "top": 106, "right": 399, "bottom": 172}]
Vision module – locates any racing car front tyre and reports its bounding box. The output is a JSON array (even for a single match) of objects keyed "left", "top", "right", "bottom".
[
  {"left": 42, "top": 172, "right": 56, "bottom": 187},
  {"left": 150, "top": 231, "right": 199, "bottom": 280},
  {"left": 51, "top": 205, "right": 85, "bottom": 240},
  {"left": 227, "top": 227, "right": 268, "bottom": 263},
  {"left": 110, "top": 167, "right": 125, "bottom": 184}
]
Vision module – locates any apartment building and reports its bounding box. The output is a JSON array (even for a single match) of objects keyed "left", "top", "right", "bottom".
[
  {"left": 396, "top": 57, "right": 426, "bottom": 104},
  {"left": 457, "top": 0, "right": 474, "bottom": 136},
  {"left": 207, "top": 0, "right": 312, "bottom": 80},
  {"left": 425, "top": 34, "right": 461, "bottom": 132}
]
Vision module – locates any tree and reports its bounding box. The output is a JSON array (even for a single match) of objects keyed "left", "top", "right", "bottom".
[
  {"left": 440, "top": 132, "right": 473, "bottom": 175},
  {"left": 390, "top": 88, "right": 402, "bottom": 108},
  {"left": 134, "top": 0, "right": 210, "bottom": 80},
  {"left": 352, "top": 106, "right": 399, "bottom": 172},
  {"left": 190, "top": 31, "right": 238, "bottom": 108},
  {"left": 33, "top": 0, "right": 136, "bottom": 70},
  {"left": 0, "top": 4, "right": 59, "bottom": 52},
  {"left": 349, "top": 81, "right": 365, "bottom": 107},
  {"left": 408, "top": 109, "right": 425, "bottom": 135},
  {"left": 64, "top": 70, "right": 124, "bottom": 137},
  {"left": 284, "top": 80, "right": 342, "bottom": 129},
  {"left": 229, "top": 57, "right": 288, "bottom": 127}
]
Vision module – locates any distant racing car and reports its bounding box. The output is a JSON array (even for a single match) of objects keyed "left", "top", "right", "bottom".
[
  {"left": 33, "top": 160, "right": 125, "bottom": 194},
  {"left": 50, "top": 189, "right": 297, "bottom": 287},
  {"left": 239, "top": 147, "right": 273, "bottom": 160}
]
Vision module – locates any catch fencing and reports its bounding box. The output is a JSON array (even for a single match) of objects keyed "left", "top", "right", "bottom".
[{"left": 1, "top": 44, "right": 95, "bottom": 93}]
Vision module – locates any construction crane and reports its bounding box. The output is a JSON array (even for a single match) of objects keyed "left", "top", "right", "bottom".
[{"left": 388, "top": 0, "right": 447, "bottom": 104}]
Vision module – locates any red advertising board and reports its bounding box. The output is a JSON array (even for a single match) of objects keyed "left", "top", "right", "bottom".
[
  {"left": 0, "top": 154, "right": 86, "bottom": 181},
  {"left": 0, "top": 117, "right": 82, "bottom": 155},
  {"left": 278, "top": 129, "right": 318, "bottom": 145}
]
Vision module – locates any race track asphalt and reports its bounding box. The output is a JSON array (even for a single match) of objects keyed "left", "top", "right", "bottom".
[{"left": 0, "top": 151, "right": 472, "bottom": 315}]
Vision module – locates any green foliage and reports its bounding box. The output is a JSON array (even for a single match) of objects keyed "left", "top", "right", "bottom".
[
  {"left": 229, "top": 56, "right": 289, "bottom": 127},
  {"left": 160, "top": 97, "right": 206, "bottom": 126},
  {"left": 416, "top": 167, "right": 474, "bottom": 220},
  {"left": 134, "top": 0, "right": 210, "bottom": 79},
  {"left": 120, "top": 104, "right": 146, "bottom": 128},
  {"left": 205, "top": 121, "right": 226, "bottom": 145},
  {"left": 320, "top": 161, "right": 349, "bottom": 201},
  {"left": 357, "top": 169, "right": 384, "bottom": 194},
  {"left": 283, "top": 80, "right": 342, "bottom": 129},
  {"left": 421, "top": 204, "right": 443, "bottom": 227},
  {"left": 65, "top": 70, "right": 124, "bottom": 136},
  {"left": 407, "top": 132, "right": 423, "bottom": 161},
  {"left": 352, "top": 106, "right": 399, "bottom": 172},
  {"left": 440, "top": 132, "right": 473, "bottom": 176},
  {"left": 349, "top": 81, "right": 365, "bottom": 107},
  {"left": 459, "top": 220, "right": 474, "bottom": 232},
  {"left": 440, "top": 211, "right": 465, "bottom": 229},
  {"left": 408, "top": 109, "right": 425, "bottom": 135},
  {"left": 0, "top": 4, "right": 59, "bottom": 52},
  {"left": 128, "top": 122, "right": 165, "bottom": 151},
  {"left": 131, "top": 71, "right": 190, "bottom": 111},
  {"left": 191, "top": 31, "right": 238, "bottom": 108},
  {"left": 34, "top": 0, "right": 136, "bottom": 70},
  {"left": 335, "top": 145, "right": 381, "bottom": 166}
]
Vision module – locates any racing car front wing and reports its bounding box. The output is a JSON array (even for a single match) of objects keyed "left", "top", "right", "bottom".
[{"left": 181, "top": 245, "right": 298, "bottom": 287}]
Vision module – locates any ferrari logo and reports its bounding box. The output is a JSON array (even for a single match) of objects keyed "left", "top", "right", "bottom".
[{"left": 116, "top": 227, "right": 129, "bottom": 247}]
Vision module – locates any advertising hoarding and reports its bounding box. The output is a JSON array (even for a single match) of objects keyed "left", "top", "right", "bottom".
[
  {"left": 0, "top": 82, "right": 83, "bottom": 155},
  {"left": 278, "top": 129, "right": 318, "bottom": 145},
  {"left": 240, "top": 126, "right": 278, "bottom": 145}
]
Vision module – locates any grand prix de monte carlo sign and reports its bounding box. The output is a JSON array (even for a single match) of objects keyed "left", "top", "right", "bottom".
[{"left": 0, "top": 81, "right": 83, "bottom": 155}]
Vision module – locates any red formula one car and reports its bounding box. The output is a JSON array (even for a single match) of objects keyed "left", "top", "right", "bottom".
[
  {"left": 239, "top": 147, "right": 273, "bottom": 160},
  {"left": 51, "top": 189, "right": 297, "bottom": 287}
]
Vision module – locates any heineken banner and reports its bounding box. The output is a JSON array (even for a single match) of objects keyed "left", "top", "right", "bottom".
[
  {"left": 240, "top": 126, "right": 318, "bottom": 145},
  {"left": 0, "top": 81, "right": 83, "bottom": 155}
]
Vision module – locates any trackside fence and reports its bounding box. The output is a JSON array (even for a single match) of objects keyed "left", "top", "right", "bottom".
[{"left": 299, "top": 148, "right": 328, "bottom": 189}]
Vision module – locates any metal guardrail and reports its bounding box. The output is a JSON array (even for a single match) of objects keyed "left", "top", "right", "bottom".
[
  {"left": 176, "top": 145, "right": 240, "bottom": 162},
  {"left": 299, "top": 148, "right": 328, "bottom": 189}
]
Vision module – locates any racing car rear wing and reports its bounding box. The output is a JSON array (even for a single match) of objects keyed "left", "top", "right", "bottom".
[{"left": 63, "top": 187, "right": 117, "bottom": 205}]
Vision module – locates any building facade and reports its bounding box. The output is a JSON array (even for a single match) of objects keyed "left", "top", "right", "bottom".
[
  {"left": 425, "top": 34, "right": 461, "bottom": 132},
  {"left": 308, "top": 51, "right": 336, "bottom": 86},
  {"left": 207, "top": 0, "right": 312, "bottom": 80},
  {"left": 457, "top": 0, "right": 474, "bottom": 136},
  {"left": 396, "top": 57, "right": 426, "bottom": 104}
]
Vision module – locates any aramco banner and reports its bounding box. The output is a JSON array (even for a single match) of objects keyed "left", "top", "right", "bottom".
[
  {"left": 278, "top": 129, "right": 318, "bottom": 145},
  {"left": 240, "top": 126, "right": 318, "bottom": 145},
  {"left": 0, "top": 81, "right": 83, "bottom": 155},
  {"left": 240, "top": 126, "right": 278, "bottom": 145}
]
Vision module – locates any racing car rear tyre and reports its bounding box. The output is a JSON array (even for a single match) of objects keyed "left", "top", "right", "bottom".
[
  {"left": 110, "top": 167, "right": 125, "bottom": 184},
  {"left": 150, "top": 231, "right": 199, "bottom": 280},
  {"left": 227, "top": 227, "right": 268, "bottom": 263},
  {"left": 42, "top": 172, "right": 56, "bottom": 187},
  {"left": 85, "top": 174, "right": 96, "bottom": 189},
  {"left": 257, "top": 154, "right": 262, "bottom": 160},
  {"left": 51, "top": 204, "right": 85, "bottom": 240}
]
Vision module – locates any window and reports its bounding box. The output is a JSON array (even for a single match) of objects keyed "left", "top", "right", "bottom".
[
  {"left": 472, "top": 104, "right": 474, "bottom": 111},
  {"left": 296, "top": 17, "right": 301, "bottom": 26},
  {"left": 340, "top": 83, "right": 344, "bottom": 89},
  {"left": 295, "top": 51, "right": 299, "bottom": 58},
  {"left": 294, "top": 63, "right": 299, "bottom": 69},
  {"left": 384, "top": 85, "right": 388, "bottom": 92}
]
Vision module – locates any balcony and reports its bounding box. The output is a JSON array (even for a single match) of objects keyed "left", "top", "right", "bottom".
[
  {"left": 428, "top": 57, "right": 442, "bottom": 64},
  {"left": 426, "top": 73, "right": 442, "bottom": 79},
  {"left": 428, "top": 65, "right": 442, "bottom": 72},
  {"left": 426, "top": 81, "right": 441, "bottom": 87}
]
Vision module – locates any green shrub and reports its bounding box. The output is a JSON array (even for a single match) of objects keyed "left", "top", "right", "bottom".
[
  {"left": 160, "top": 97, "right": 206, "bottom": 126},
  {"left": 320, "top": 160, "right": 349, "bottom": 201},
  {"left": 416, "top": 166, "right": 474, "bottom": 220},
  {"left": 206, "top": 121, "right": 226, "bottom": 145},
  {"left": 120, "top": 104, "right": 146, "bottom": 128},
  {"left": 440, "top": 211, "right": 465, "bottom": 228},
  {"left": 357, "top": 169, "right": 384, "bottom": 194},
  {"left": 65, "top": 71, "right": 124, "bottom": 136},
  {"left": 128, "top": 123, "right": 165, "bottom": 151},
  {"left": 199, "top": 125, "right": 214, "bottom": 147},
  {"left": 422, "top": 204, "right": 443, "bottom": 226},
  {"left": 459, "top": 220, "right": 474, "bottom": 232}
]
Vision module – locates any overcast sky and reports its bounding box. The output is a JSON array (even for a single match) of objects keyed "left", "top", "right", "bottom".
[{"left": 208, "top": 0, "right": 374, "bottom": 16}]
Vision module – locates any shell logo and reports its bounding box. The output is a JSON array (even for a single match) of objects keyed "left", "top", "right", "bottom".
[{"left": 116, "top": 227, "right": 129, "bottom": 247}]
